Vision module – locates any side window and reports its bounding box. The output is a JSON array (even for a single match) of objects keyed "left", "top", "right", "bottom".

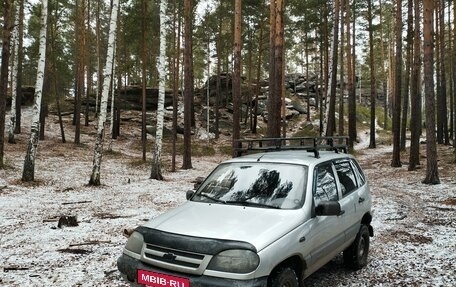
[
  {"left": 351, "top": 159, "right": 366, "bottom": 186},
  {"left": 314, "top": 163, "right": 338, "bottom": 205},
  {"left": 334, "top": 160, "right": 358, "bottom": 196}
]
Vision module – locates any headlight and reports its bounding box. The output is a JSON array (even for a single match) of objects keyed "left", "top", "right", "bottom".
[
  {"left": 207, "top": 249, "right": 259, "bottom": 273},
  {"left": 124, "top": 231, "right": 144, "bottom": 254}
]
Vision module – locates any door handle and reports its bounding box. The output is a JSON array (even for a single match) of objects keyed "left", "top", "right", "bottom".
[{"left": 358, "top": 197, "right": 365, "bottom": 203}]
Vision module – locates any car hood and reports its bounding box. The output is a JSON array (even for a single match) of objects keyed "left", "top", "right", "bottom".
[{"left": 142, "top": 201, "right": 304, "bottom": 252}]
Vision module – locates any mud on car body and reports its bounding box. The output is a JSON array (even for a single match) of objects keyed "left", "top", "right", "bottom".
[{"left": 117, "top": 137, "right": 373, "bottom": 287}]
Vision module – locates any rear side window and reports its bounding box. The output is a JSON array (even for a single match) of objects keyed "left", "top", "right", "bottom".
[
  {"left": 334, "top": 160, "right": 358, "bottom": 196},
  {"left": 351, "top": 159, "right": 366, "bottom": 186},
  {"left": 314, "top": 163, "right": 338, "bottom": 205}
]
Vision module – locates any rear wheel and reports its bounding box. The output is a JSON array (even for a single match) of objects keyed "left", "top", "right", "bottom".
[
  {"left": 344, "top": 224, "right": 370, "bottom": 270},
  {"left": 269, "top": 266, "right": 299, "bottom": 287}
]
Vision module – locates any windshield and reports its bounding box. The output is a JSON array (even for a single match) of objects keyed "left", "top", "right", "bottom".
[{"left": 192, "top": 162, "right": 307, "bottom": 209}]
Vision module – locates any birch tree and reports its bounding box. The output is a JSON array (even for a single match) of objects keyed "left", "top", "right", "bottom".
[
  {"left": 22, "top": 0, "right": 48, "bottom": 181},
  {"left": 8, "top": 2, "right": 20, "bottom": 144},
  {"left": 89, "top": 0, "right": 119, "bottom": 186},
  {"left": 150, "top": 0, "right": 168, "bottom": 180}
]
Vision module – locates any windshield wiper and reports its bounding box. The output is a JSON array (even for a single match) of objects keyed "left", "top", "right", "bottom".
[
  {"left": 199, "top": 193, "right": 226, "bottom": 204},
  {"left": 225, "top": 200, "right": 280, "bottom": 209}
]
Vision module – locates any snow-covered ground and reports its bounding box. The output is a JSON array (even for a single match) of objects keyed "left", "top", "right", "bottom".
[{"left": 1, "top": 112, "right": 455, "bottom": 286}]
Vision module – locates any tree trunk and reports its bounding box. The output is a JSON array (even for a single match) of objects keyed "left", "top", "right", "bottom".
[
  {"left": 85, "top": 0, "right": 91, "bottom": 127},
  {"left": 338, "top": 0, "right": 345, "bottom": 136},
  {"left": 409, "top": 0, "right": 422, "bottom": 171},
  {"left": 347, "top": 0, "right": 356, "bottom": 149},
  {"left": 150, "top": 0, "right": 168, "bottom": 180},
  {"left": 435, "top": 2, "right": 443, "bottom": 145},
  {"left": 391, "top": 0, "right": 403, "bottom": 167},
  {"left": 422, "top": 0, "right": 440, "bottom": 184},
  {"left": 449, "top": 1, "right": 454, "bottom": 142},
  {"left": 266, "top": 0, "right": 284, "bottom": 139},
  {"left": 109, "top": 44, "right": 117, "bottom": 140},
  {"left": 253, "top": 15, "right": 265, "bottom": 134},
  {"left": 171, "top": 0, "right": 180, "bottom": 171},
  {"left": 182, "top": 0, "right": 193, "bottom": 169},
  {"left": 400, "top": 0, "right": 413, "bottom": 151},
  {"left": 454, "top": 0, "right": 456, "bottom": 156},
  {"left": 89, "top": 0, "right": 119, "bottom": 186},
  {"left": 74, "top": 0, "right": 86, "bottom": 145},
  {"left": 368, "top": 0, "right": 377, "bottom": 148},
  {"left": 215, "top": 3, "right": 222, "bottom": 138},
  {"left": 438, "top": 0, "right": 449, "bottom": 145},
  {"left": 232, "top": 0, "right": 242, "bottom": 156},
  {"left": 15, "top": 0, "right": 24, "bottom": 135},
  {"left": 267, "top": 0, "right": 278, "bottom": 138},
  {"left": 379, "top": 0, "right": 388, "bottom": 130},
  {"left": 325, "top": 0, "right": 340, "bottom": 137},
  {"left": 22, "top": 0, "right": 48, "bottom": 181},
  {"left": 141, "top": 0, "right": 148, "bottom": 161},
  {"left": 0, "top": 0, "right": 12, "bottom": 167},
  {"left": 8, "top": 2, "right": 20, "bottom": 144}
]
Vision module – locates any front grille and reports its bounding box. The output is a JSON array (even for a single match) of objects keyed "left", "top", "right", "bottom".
[{"left": 142, "top": 244, "right": 210, "bottom": 275}]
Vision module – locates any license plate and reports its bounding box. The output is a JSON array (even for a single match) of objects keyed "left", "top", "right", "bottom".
[{"left": 137, "top": 270, "right": 190, "bottom": 287}]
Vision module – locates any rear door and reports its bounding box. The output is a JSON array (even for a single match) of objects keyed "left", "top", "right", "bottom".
[
  {"left": 350, "top": 158, "right": 371, "bottom": 218},
  {"left": 333, "top": 158, "right": 360, "bottom": 242}
]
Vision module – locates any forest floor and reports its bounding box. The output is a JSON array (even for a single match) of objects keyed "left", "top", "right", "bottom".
[{"left": 0, "top": 109, "right": 455, "bottom": 286}]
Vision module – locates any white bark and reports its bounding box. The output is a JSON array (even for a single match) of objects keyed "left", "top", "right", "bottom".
[
  {"left": 8, "top": 4, "right": 20, "bottom": 143},
  {"left": 89, "top": 0, "right": 119, "bottom": 185},
  {"left": 22, "top": 0, "right": 48, "bottom": 182},
  {"left": 151, "top": 0, "right": 168, "bottom": 180}
]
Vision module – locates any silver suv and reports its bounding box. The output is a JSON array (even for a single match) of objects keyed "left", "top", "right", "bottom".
[{"left": 117, "top": 137, "right": 373, "bottom": 287}]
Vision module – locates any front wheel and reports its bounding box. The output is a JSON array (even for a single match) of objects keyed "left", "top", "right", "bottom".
[
  {"left": 269, "top": 266, "right": 299, "bottom": 287},
  {"left": 343, "top": 224, "right": 370, "bottom": 270}
]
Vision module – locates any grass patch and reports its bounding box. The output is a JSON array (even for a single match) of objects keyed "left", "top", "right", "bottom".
[
  {"left": 104, "top": 149, "right": 123, "bottom": 158},
  {"left": 192, "top": 142, "right": 216, "bottom": 157},
  {"left": 128, "top": 158, "right": 149, "bottom": 168}
]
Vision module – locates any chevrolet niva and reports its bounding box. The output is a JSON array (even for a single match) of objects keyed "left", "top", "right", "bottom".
[{"left": 117, "top": 137, "right": 373, "bottom": 287}]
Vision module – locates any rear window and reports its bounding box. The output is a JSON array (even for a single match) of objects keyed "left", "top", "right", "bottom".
[{"left": 334, "top": 160, "right": 358, "bottom": 196}]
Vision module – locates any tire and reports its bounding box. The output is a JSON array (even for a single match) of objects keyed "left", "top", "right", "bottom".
[
  {"left": 344, "top": 224, "right": 370, "bottom": 270},
  {"left": 269, "top": 267, "right": 299, "bottom": 287}
]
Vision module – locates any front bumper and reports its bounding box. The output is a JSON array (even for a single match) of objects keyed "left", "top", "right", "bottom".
[{"left": 117, "top": 253, "right": 268, "bottom": 287}]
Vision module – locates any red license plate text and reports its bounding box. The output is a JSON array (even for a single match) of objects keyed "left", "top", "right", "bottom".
[{"left": 138, "top": 270, "right": 190, "bottom": 287}]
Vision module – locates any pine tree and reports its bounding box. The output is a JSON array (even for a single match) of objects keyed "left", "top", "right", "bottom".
[{"left": 422, "top": 0, "right": 440, "bottom": 184}]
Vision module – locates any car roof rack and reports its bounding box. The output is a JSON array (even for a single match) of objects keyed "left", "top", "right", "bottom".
[{"left": 234, "top": 136, "right": 349, "bottom": 158}]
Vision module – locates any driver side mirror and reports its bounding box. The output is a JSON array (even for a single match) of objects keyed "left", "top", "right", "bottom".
[
  {"left": 193, "top": 176, "right": 205, "bottom": 190},
  {"left": 315, "top": 201, "right": 342, "bottom": 216},
  {"left": 186, "top": 190, "right": 195, "bottom": 200}
]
